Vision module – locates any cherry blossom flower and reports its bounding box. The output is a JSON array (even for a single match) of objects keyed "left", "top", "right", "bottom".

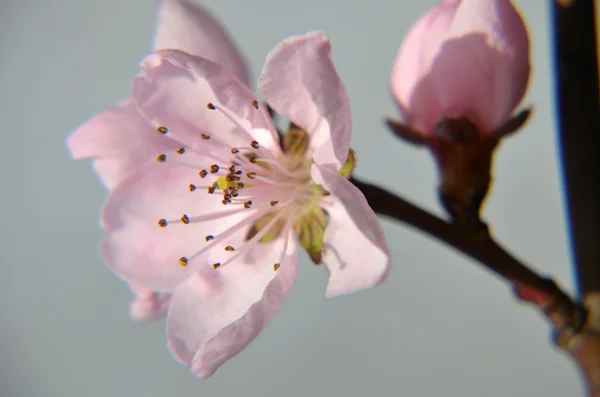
[
  {"left": 74, "top": 32, "right": 391, "bottom": 378},
  {"left": 390, "top": 0, "right": 530, "bottom": 137},
  {"left": 67, "top": 0, "right": 249, "bottom": 320}
]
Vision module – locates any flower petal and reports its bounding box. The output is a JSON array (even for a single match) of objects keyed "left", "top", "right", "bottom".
[
  {"left": 167, "top": 234, "right": 297, "bottom": 378},
  {"left": 390, "top": 1, "right": 458, "bottom": 132},
  {"left": 258, "top": 32, "right": 351, "bottom": 170},
  {"left": 133, "top": 50, "right": 280, "bottom": 155},
  {"left": 66, "top": 100, "right": 181, "bottom": 189},
  {"left": 431, "top": 0, "right": 530, "bottom": 133},
  {"left": 311, "top": 164, "right": 391, "bottom": 297},
  {"left": 397, "top": 0, "right": 530, "bottom": 135},
  {"left": 128, "top": 282, "right": 172, "bottom": 321},
  {"left": 101, "top": 154, "right": 257, "bottom": 291},
  {"left": 154, "top": 0, "right": 250, "bottom": 87}
]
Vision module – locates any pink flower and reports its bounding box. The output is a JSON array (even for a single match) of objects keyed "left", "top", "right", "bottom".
[
  {"left": 72, "top": 32, "right": 391, "bottom": 377},
  {"left": 390, "top": 0, "right": 530, "bottom": 137},
  {"left": 67, "top": 0, "right": 249, "bottom": 320}
]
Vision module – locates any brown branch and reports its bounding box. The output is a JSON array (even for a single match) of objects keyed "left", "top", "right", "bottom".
[
  {"left": 351, "top": 177, "right": 598, "bottom": 396},
  {"left": 552, "top": 0, "right": 600, "bottom": 297},
  {"left": 550, "top": 1, "right": 600, "bottom": 394}
]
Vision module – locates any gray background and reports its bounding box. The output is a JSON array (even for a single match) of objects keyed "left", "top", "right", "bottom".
[{"left": 0, "top": 0, "right": 585, "bottom": 396}]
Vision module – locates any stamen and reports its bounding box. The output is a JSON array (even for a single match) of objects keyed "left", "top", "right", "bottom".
[
  {"left": 157, "top": 126, "right": 168, "bottom": 134},
  {"left": 181, "top": 214, "right": 190, "bottom": 224},
  {"left": 199, "top": 170, "right": 208, "bottom": 178},
  {"left": 201, "top": 134, "right": 210, "bottom": 140},
  {"left": 183, "top": 207, "right": 273, "bottom": 265},
  {"left": 274, "top": 222, "right": 293, "bottom": 272},
  {"left": 176, "top": 148, "right": 186, "bottom": 155},
  {"left": 178, "top": 257, "right": 188, "bottom": 267},
  {"left": 225, "top": 245, "right": 235, "bottom": 251},
  {"left": 212, "top": 263, "right": 221, "bottom": 269},
  {"left": 213, "top": 210, "right": 288, "bottom": 269},
  {"left": 158, "top": 219, "right": 168, "bottom": 227},
  {"left": 252, "top": 100, "right": 259, "bottom": 109},
  {"left": 253, "top": 158, "right": 297, "bottom": 177},
  {"left": 207, "top": 102, "right": 216, "bottom": 110},
  {"left": 189, "top": 184, "right": 196, "bottom": 192},
  {"left": 156, "top": 154, "right": 167, "bottom": 163},
  {"left": 210, "top": 164, "right": 219, "bottom": 173}
]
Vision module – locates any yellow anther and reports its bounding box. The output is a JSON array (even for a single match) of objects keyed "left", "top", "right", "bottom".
[
  {"left": 251, "top": 141, "right": 259, "bottom": 149},
  {"left": 157, "top": 126, "right": 168, "bottom": 134},
  {"left": 176, "top": 148, "right": 185, "bottom": 154},
  {"left": 207, "top": 102, "right": 216, "bottom": 110},
  {"left": 210, "top": 165, "right": 219, "bottom": 173},
  {"left": 199, "top": 170, "right": 208, "bottom": 178},
  {"left": 231, "top": 148, "right": 240, "bottom": 154},
  {"left": 201, "top": 134, "right": 210, "bottom": 140},
  {"left": 212, "top": 262, "right": 221, "bottom": 269},
  {"left": 189, "top": 184, "right": 196, "bottom": 192},
  {"left": 158, "top": 219, "right": 168, "bottom": 227},
  {"left": 252, "top": 100, "right": 259, "bottom": 109},
  {"left": 243, "top": 200, "right": 252, "bottom": 209},
  {"left": 179, "top": 257, "right": 188, "bottom": 267},
  {"left": 225, "top": 245, "right": 235, "bottom": 251},
  {"left": 205, "top": 235, "right": 215, "bottom": 242},
  {"left": 274, "top": 263, "right": 280, "bottom": 271},
  {"left": 156, "top": 154, "right": 167, "bottom": 163},
  {"left": 181, "top": 214, "right": 190, "bottom": 224}
]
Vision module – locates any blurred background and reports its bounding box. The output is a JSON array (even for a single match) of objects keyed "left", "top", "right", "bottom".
[{"left": 0, "top": 0, "right": 586, "bottom": 396}]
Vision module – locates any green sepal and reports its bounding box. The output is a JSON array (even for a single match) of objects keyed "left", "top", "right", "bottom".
[
  {"left": 337, "top": 148, "right": 356, "bottom": 179},
  {"left": 294, "top": 206, "right": 328, "bottom": 265}
]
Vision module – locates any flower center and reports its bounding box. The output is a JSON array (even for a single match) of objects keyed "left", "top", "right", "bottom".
[{"left": 154, "top": 101, "right": 325, "bottom": 273}]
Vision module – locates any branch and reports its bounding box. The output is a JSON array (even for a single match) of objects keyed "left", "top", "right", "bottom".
[
  {"left": 550, "top": 1, "right": 600, "bottom": 394},
  {"left": 552, "top": 0, "right": 600, "bottom": 296},
  {"left": 351, "top": 177, "right": 598, "bottom": 395}
]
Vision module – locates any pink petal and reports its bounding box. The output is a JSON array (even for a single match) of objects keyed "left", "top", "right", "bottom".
[
  {"left": 432, "top": 0, "right": 530, "bottom": 133},
  {"left": 133, "top": 50, "right": 280, "bottom": 155},
  {"left": 101, "top": 154, "right": 256, "bottom": 291},
  {"left": 391, "top": 0, "right": 529, "bottom": 135},
  {"left": 67, "top": 100, "right": 181, "bottom": 189},
  {"left": 128, "top": 282, "right": 172, "bottom": 321},
  {"left": 153, "top": 0, "right": 250, "bottom": 87},
  {"left": 390, "top": 1, "right": 458, "bottom": 132},
  {"left": 258, "top": 32, "right": 351, "bottom": 170},
  {"left": 167, "top": 235, "right": 297, "bottom": 378},
  {"left": 311, "top": 164, "right": 391, "bottom": 297}
]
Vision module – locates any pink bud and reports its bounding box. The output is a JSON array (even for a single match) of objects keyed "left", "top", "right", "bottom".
[{"left": 391, "top": 0, "right": 530, "bottom": 137}]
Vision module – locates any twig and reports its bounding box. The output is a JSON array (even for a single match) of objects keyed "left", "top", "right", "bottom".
[{"left": 351, "top": 176, "right": 596, "bottom": 395}]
